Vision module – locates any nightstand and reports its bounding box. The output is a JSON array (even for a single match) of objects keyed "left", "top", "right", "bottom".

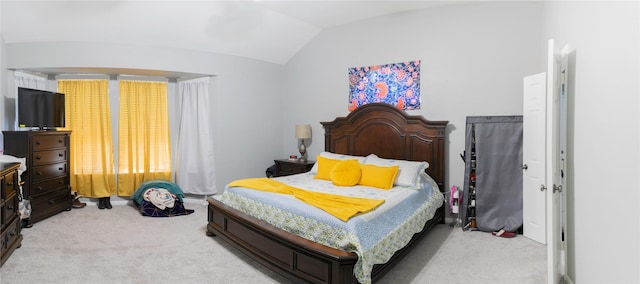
[{"left": 273, "top": 159, "right": 315, "bottom": 177}]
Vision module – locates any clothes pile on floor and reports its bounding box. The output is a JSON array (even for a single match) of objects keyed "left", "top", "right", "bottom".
[{"left": 131, "top": 180, "right": 194, "bottom": 217}]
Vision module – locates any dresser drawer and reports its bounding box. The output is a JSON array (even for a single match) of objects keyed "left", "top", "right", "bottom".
[
  {"left": 32, "top": 163, "right": 68, "bottom": 182},
  {"left": 1, "top": 217, "right": 21, "bottom": 255},
  {"left": 31, "top": 176, "right": 67, "bottom": 196},
  {"left": 1, "top": 194, "right": 18, "bottom": 228},
  {"left": 32, "top": 135, "right": 68, "bottom": 151},
  {"left": 2, "top": 172, "right": 17, "bottom": 199},
  {"left": 33, "top": 149, "right": 68, "bottom": 166},
  {"left": 30, "top": 188, "right": 71, "bottom": 223}
]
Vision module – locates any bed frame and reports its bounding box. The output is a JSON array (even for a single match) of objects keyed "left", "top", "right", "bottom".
[{"left": 207, "top": 103, "right": 448, "bottom": 283}]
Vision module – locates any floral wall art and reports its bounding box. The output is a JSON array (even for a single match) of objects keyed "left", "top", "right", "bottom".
[{"left": 348, "top": 60, "right": 421, "bottom": 111}]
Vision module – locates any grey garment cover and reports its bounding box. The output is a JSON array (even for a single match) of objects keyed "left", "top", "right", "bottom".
[{"left": 464, "top": 116, "right": 523, "bottom": 232}]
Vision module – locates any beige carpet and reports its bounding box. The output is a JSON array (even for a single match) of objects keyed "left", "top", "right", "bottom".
[{"left": 0, "top": 199, "right": 546, "bottom": 284}]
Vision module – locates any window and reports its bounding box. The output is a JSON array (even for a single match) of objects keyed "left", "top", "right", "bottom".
[
  {"left": 116, "top": 80, "right": 172, "bottom": 196},
  {"left": 58, "top": 80, "right": 116, "bottom": 198}
]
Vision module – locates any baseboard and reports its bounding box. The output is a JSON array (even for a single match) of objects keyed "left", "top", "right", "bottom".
[
  {"left": 183, "top": 196, "right": 210, "bottom": 205},
  {"left": 84, "top": 199, "right": 130, "bottom": 207},
  {"left": 444, "top": 216, "right": 459, "bottom": 225},
  {"left": 563, "top": 275, "right": 574, "bottom": 284},
  {"left": 79, "top": 195, "right": 209, "bottom": 207}
]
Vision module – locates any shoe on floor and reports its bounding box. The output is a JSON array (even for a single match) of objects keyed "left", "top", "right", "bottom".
[
  {"left": 72, "top": 198, "right": 86, "bottom": 208},
  {"left": 492, "top": 229, "right": 516, "bottom": 238}
]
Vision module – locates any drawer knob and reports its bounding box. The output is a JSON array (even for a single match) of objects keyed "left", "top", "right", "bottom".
[
  {"left": 59, "top": 180, "right": 64, "bottom": 185},
  {"left": 58, "top": 140, "right": 62, "bottom": 143},
  {"left": 59, "top": 167, "right": 64, "bottom": 171},
  {"left": 49, "top": 200, "right": 55, "bottom": 205},
  {"left": 36, "top": 156, "right": 41, "bottom": 160},
  {"left": 37, "top": 186, "right": 43, "bottom": 191},
  {"left": 36, "top": 141, "right": 41, "bottom": 145},
  {"left": 59, "top": 153, "right": 63, "bottom": 157},
  {"left": 36, "top": 171, "right": 42, "bottom": 176}
]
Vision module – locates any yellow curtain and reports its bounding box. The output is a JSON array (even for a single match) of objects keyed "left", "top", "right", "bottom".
[
  {"left": 117, "top": 80, "right": 172, "bottom": 196},
  {"left": 58, "top": 80, "right": 116, "bottom": 198}
]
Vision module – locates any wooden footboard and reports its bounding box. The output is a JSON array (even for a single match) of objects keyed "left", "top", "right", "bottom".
[
  {"left": 207, "top": 197, "right": 359, "bottom": 283},
  {"left": 207, "top": 196, "right": 444, "bottom": 284}
]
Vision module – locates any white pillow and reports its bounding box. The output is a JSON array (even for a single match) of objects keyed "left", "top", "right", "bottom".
[
  {"left": 309, "top": 152, "right": 368, "bottom": 174},
  {"left": 364, "top": 154, "right": 428, "bottom": 188}
]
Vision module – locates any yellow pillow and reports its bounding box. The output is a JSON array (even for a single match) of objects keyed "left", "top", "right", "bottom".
[
  {"left": 329, "top": 160, "right": 362, "bottom": 186},
  {"left": 314, "top": 156, "right": 357, "bottom": 181},
  {"left": 358, "top": 164, "right": 399, "bottom": 190}
]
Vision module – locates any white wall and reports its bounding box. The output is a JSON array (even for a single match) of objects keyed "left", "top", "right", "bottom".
[
  {"left": 542, "top": 1, "right": 640, "bottom": 283},
  {"left": 2, "top": 42, "right": 285, "bottom": 192},
  {"left": 282, "top": 1, "right": 543, "bottom": 204},
  {"left": 0, "top": 35, "right": 4, "bottom": 152}
]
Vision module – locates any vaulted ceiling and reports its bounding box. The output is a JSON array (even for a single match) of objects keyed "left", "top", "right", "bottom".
[{"left": 1, "top": 1, "right": 467, "bottom": 65}]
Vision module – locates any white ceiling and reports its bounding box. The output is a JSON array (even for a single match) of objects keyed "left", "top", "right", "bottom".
[{"left": 1, "top": 0, "right": 468, "bottom": 67}]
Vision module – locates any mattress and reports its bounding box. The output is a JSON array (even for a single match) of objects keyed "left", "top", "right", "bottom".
[{"left": 214, "top": 172, "right": 443, "bottom": 284}]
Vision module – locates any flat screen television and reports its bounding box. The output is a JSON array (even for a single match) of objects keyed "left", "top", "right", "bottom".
[{"left": 17, "top": 87, "right": 66, "bottom": 130}]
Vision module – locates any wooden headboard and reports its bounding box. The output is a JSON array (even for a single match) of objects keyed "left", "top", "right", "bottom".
[{"left": 321, "top": 103, "right": 448, "bottom": 191}]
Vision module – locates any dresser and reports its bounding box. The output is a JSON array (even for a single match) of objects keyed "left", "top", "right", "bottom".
[
  {"left": 273, "top": 159, "right": 315, "bottom": 177},
  {"left": 0, "top": 162, "right": 22, "bottom": 267},
  {"left": 2, "top": 131, "right": 72, "bottom": 227}
]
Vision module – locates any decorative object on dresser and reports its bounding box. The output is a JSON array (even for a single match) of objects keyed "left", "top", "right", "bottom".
[
  {"left": 0, "top": 162, "right": 23, "bottom": 267},
  {"left": 2, "top": 131, "right": 72, "bottom": 227},
  {"left": 294, "top": 124, "right": 311, "bottom": 162},
  {"left": 273, "top": 159, "right": 315, "bottom": 177}
]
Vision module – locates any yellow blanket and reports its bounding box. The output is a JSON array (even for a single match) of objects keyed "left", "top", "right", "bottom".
[{"left": 228, "top": 178, "right": 384, "bottom": 222}]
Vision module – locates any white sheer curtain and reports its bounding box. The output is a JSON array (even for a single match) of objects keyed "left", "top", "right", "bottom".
[
  {"left": 9, "top": 72, "right": 48, "bottom": 129},
  {"left": 175, "top": 77, "right": 217, "bottom": 195},
  {"left": 14, "top": 72, "right": 48, "bottom": 91}
]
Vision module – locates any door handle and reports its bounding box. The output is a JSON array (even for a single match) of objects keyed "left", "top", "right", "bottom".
[
  {"left": 540, "top": 184, "right": 547, "bottom": 192},
  {"left": 522, "top": 164, "right": 528, "bottom": 170},
  {"left": 553, "top": 184, "right": 562, "bottom": 193}
]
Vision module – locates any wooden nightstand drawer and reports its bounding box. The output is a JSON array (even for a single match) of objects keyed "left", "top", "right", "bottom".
[{"left": 273, "top": 159, "right": 315, "bottom": 177}]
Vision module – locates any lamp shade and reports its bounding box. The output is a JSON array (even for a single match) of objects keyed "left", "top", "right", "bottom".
[{"left": 295, "top": 124, "right": 312, "bottom": 139}]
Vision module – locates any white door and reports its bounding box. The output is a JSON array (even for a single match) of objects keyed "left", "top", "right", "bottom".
[
  {"left": 546, "top": 39, "right": 564, "bottom": 284},
  {"left": 523, "top": 39, "right": 565, "bottom": 284},
  {"left": 522, "top": 72, "right": 547, "bottom": 245},
  {"left": 558, "top": 49, "right": 569, "bottom": 280}
]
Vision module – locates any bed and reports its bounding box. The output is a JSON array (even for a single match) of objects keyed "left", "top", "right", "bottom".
[{"left": 207, "top": 103, "right": 448, "bottom": 283}]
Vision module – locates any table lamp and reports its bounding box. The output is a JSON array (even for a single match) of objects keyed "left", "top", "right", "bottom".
[{"left": 295, "top": 124, "right": 311, "bottom": 162}]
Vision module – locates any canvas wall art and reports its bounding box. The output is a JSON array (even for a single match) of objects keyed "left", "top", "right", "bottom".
[{"left": 348, "top": 61, "right": 420, "bottom": 111}]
